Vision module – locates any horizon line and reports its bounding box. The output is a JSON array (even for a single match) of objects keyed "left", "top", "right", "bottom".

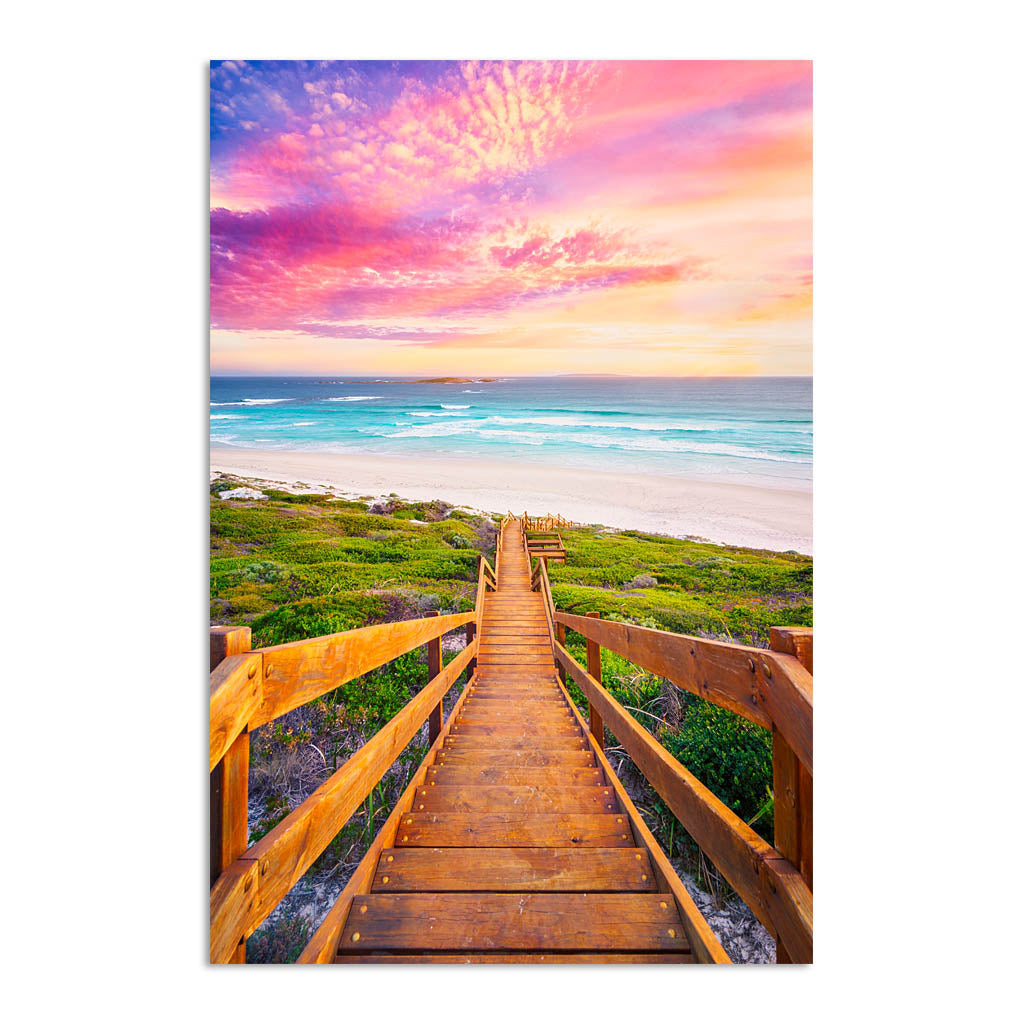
[{"left": 210, "top": 372, "right": 813, "bottom": 379}]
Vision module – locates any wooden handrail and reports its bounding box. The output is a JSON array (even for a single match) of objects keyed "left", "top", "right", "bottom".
[
  {"left": 210, "top": 613, "right": 476, "bottom": 771},
  {"left": 553, "top": 640, "right": 812, "bottom": 962},
  {"left": 554, "top": 612, "right": 812, "bottom": 775},
  {"left": 210, "top": 652, "right": 262, "bottom": 772},
  {"left": 535, "top": 555, "right": 557, "bottom": 656},
  {"left": 210, "top": 639, "right": 478, "bottom": 962}
]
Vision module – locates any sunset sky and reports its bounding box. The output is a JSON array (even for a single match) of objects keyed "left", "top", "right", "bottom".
[{"left": 210, "top": 60, "right": 811, "bottom": 377}]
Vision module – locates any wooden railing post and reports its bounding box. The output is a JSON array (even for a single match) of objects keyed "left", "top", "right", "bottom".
[
  {"left": 210, "top": 624, "right": 251, "bottom": 964},
  {"left": 586, "top": 611, "right": 604, "bottom": 749},
  {"left": 556, "top": 619, "right": 567, "bottom": 684},
  {"left": 769, "top": 626, "right": 813, "bottom": 964},
  {"left": 465, "top": 621, "right": 477, "bottom": 681},
  {"left": 426, "top": 611, "right": 443, "bottom": 745}
]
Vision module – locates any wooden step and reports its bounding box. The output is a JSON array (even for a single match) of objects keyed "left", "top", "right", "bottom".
[
  {"left": 456, "top": 704, "right": 573, "bottom": 716},
  {"left": 477, "top": 655, "right": 555, "bottom": 664},
  {"left": 336, "top": 953, "right": 694, "bottom": 962},
  {"left": 452, "top": 712, "right": 576, "bottom": 723},
  {"left": 433, "top": 749, "right": 595, "bottom": 768},
  {"left": 393, "top": 812, "right": 634, "bottom": 847},
  {"left": 426, "top": 765, "right": 606, "bottom": 786},
  {"left": 337, "top": 894, "right": 688, "bottom": 951},
  {"left": 479, "top": 645, "right": 553, "bottom": 656},
  {"left": 443, "top": 736, "right": 589, "bottom": 751},
  {"left": 370, "top": 847, "right": 654, "bottom": 891},
  {"left": 480, "top": 627, "right": 549, "bottom": 636},
  {"left": 413, "top": 785, "right": 617, "bottom": 813},
  {"left": 451, "top": 722, "right": 579, "bottom": 735}
]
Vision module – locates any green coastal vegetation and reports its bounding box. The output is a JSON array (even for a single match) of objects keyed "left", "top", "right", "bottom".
[{"left": 210, "top": 472, "right": 812, "bottom": 961}]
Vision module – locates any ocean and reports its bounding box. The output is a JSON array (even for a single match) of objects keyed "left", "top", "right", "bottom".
[{"left": 210, "top": 377, "right": 812, "bottom": 489}]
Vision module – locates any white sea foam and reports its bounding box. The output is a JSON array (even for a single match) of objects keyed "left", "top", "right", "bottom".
[
  {"left": 210, "top": 398, "right": 289, "bottom": 407},
  {"left": 461, "top": 389, "right": 483, "bottom": 393},
  {"left": 291, "top": 421, "right": 316, "bottom": 426},
  {"left": 441, "top": 404, "right": 470, "bottom": 409},
  {"left": 408, "top": 410, "right": 470, "bottom": 418},
  {"left": 380, "top": 420, "right": 810, "bottom": 462},
  {"left": 326, "top": 395, "right": 382, "bottom": 402},
  {"left": 210, "top": 414, "right": 243, "bottom": 420}
]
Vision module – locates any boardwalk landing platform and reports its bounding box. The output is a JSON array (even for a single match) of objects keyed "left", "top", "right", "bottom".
[{"left": 333, "top": 521, "right": 698, "bottom": 963}]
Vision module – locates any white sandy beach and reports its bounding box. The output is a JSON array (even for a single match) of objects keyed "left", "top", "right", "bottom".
[{"left": 211, "top": 447, "right": 811, "bottom": 554}]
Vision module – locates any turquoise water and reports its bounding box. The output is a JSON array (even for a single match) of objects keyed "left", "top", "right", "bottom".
[{"left": 210, "top": 376, "right": 812, "bottom": 489}]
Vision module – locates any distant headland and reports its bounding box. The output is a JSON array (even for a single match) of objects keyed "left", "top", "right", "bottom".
[{"left": 311, "top": 377, "right": 498, "bottom": 384}]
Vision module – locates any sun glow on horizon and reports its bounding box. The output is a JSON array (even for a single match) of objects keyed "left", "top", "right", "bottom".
[{"left": 210, "top": 60, "right": 811, "bottom": 376}]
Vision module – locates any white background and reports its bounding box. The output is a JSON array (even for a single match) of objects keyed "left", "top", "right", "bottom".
[{"left": 3, "top": 1, "right": 1021, "bottom": 1018}]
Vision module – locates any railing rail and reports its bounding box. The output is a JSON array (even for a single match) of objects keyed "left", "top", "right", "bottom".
[
  {"left": 517, "top": 512, "right": 580, "bottom": 531},
  {"left": 553, "top": 612, "right": 812, "bottom": 774}
]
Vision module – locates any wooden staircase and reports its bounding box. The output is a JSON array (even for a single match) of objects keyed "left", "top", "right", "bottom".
[
  {"left": 211, "top": 514, "right": 812, "bottom": 964},
  {"left": 332, "top": 520, "right": 698, "bottom": 962}
]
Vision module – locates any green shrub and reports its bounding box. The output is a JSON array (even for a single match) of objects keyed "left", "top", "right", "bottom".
[
  {"left": 662, "top": 696, "right": 774, "bottom": 840},
  {"left": 250, "top": 594, "right": 384, "bottom": 646}
]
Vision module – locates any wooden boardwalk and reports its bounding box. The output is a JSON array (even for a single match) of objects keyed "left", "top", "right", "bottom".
[
  {"left": 332, "top": 521, "right": 696, "bottom": 962},
  {"left": 210, "top": 513, "right": 812, "bottom": 964}
]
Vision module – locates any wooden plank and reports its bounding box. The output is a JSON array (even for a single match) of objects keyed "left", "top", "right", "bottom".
[
  {"left": 211, "top": 625, "right": 252, "bottom": 671},
  {"left": 555, "top": 640, "right": 810, "bottom": 961},
  {"left": 426, "top": 765, "right": 606, "bottom": 787},
  {"left": 211, "top": 640, "right": 477, "bottom": 961},
  {"left": 451, "top": 724, "right": 579, "bottom": 737},
  {"left": 586, "top": 611, "right": 604, "bottom": 750},
  {"left": 209, "top": 627, "right": 255, "bottom": 964},
  {"left": 433, "top": 749, "right": 595, "bottom": 768},
  {"left": 425, "top": 611, "right": 442, "bottom": 746},
  {"left": 371, "top": 847, "right": 654, "bottom": 891},
  {"left": 556, "top": 622, "right": 567, "bottom": 683},
  {"left": 556, "top": 611, "right": 813, "bottom": 773},
  {"left": 480, "top": 636, "right": 552, "bottom": 645},
  {"left": 466, "top": 690, "right": 561, "bottom": 698},
  {"left": 770, "top": 626, "right": 813, "bottom": 674},
  {"left": 469, "top": 678, "right": 559, "bottom": 686},
  {"left": 210, "top": 858, "right": 258, "bottom": 964},
  {"left": 394, "top": 812, "right": 633, "bottom": 847},
  {"left": 211, "top": 730, "right": 250, "bottom": 881},
  {"left": 770, "top": 626, "right": 813, "bottom": 963},
  {"left": 469, "top": 682, "right": 557, "bottom": 690},
  {"left": 210, "top": 652, "right": 262, "bottom": 772},
  {"left": 346, "top": 951, "right": 691, "bottom": 962},
  {"left": 253, "top": 611, "right": 475, "bottom": 727},
  {"left": 553, "top": 671, "right": 731, "bottom": 965},
  {"left": 465, "top": 622, "right": 476, "bottom": 680},
  {"left": 443, "top": 737, "right": 589, "bottom": 752},
  {"left": 461, "top": 694, "right": 568, "bottom": 704},
  {"left": 337, "top": 894, "right": 689, "bottom": 951},
  {"left": 296, "top": 656, "right": 478, "bottom": 963},
  {"left": 478, "top": 645, "right": 554, "bottom": 656},
  {"left": 413, "top": 785, "right": 618, "bottom": 814},
  {"left": 478, "top": 655, "right": 555, "bottom": 664},
  {"left": 461, "top": 697, "right": 564, "bottom": 707},
  {"left": 457, "top": 702, "right": 573, "bottom": 715},
  {"left": 480, "top": 635, "right": 552, "bottom": 644},
  {"left": 482, "top": 626, "right": 550, "bottom": 635}
]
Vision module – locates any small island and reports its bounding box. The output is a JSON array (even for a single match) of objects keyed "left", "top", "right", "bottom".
[{"left": 408, "top": 377, "right": 497, "bottom": 384}]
